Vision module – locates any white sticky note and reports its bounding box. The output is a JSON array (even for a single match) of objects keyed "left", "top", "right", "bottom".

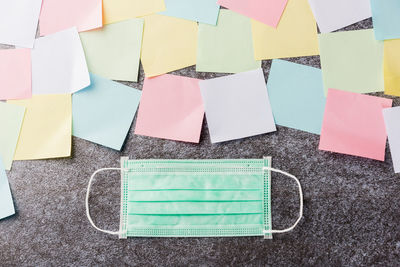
[
  {"left": 308, "top": 0, "right": 371, "bottom": 33},
  {"left": 32, "top": 27, "right": 90, "bottom": 95},
  {"left": 0, "top": 0, "right": 42, "bottom": 48},
  {"left": 0, "top": 159, "right": 15, "bottom": 220},
  {"left": 383, "top": 107, "right": 400, "bottom": 173},
  {"left": 199, "top": 68, "right": 276, "bottom": 143}
]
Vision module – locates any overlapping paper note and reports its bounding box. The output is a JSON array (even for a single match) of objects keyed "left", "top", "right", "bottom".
[
  {"left": 0, "top": 49, "right": 31, "bottom": 100},
  {"left": 0, "top": 160, "right": 15, "bottom": 220},
  {"left": 383, "top": 107, "right": 400, "bottom": 173},
  {"left": 267, "top": 60, "right": 326, "bottom": 134},
  {"left": 79, "top": 19, "right": 143, "bottom": 82},
  {"left": 73, "top": 74, "right": 141, "bottom": 150},
  {"left": 319, "top": 89, "right": 391, "bottom": 161},
  {"left": 197, "top": 10, "right": 260, "bottom": 74},
  {"left": 135, "top": 74, "right": 204, "bottom": 143},
  {"left": 252, "top": 0, "right": 319, "bottom": 60},
  {"left": 199, "top": 68, "right": 276, "bottom": 143},
  {"left": 384, "top": 40, "right": 400, "bottom": 96},
  {"left": 370, "top": 0, "right": 400, "bottom": 40}
]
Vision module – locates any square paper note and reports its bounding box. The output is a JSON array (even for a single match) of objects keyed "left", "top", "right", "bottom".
[
  {"left": 370, "top": 0, "right": 400, "bottom": 40},
  {"left": 161, "top": 0, "right": 220, "bottom": 25},
  {"left": 39, "top": 0, "right": 102, "bottom": 36},
  {"left": 0, "top": 102, "right": 25, "bottom": 170},
  {"left": 267, "top": 60, "right": 326, "bottom": 135},
  {"left": 32, "top": 28, "right": 90, "bottom": 95},
  {"left": 319, "top": 89, "right": 392, "bottom": 161},
  {"left": 141, "top": 15, "right": 198, "bottom": 77},
  {"left": 319, "top": 29, "right": 384, "bottom": 95},
  {"left": 252, "top": 0, "right": 319, "bottom": 60},
  {"left": 384, "top": 40, "right": 400, "bottom": 96},
  {"left": 8, "top": 94, "right": 72, "bottom": 160},
  {"left": 0, "top": 159, "right": 15, "bottom": 220},
  {"left": 199, "top": 68, "right": 276, "bottom": 143},
  {"left": 308, "top": 0, "right": 371, "bottom": 33},
  {"left": 73, "top": 74, "right": 141, "bottom": 150},
  {"left": 197, "top": 10, "right": 261, "bottom": 74},
  {"left": 217, "top": 0, "right": 287, "bottom": 28},
  {"left": 79, "top": 19, "right": 144, "bottom": 82},
  {"left": 383, "top": 107, "right": 400, "bottom": 173},
  {"left": 135, "top": 74, "right": 204, "bottom": 143},
  {"left": 0, "top": 0, "right": 42, "bottom": 48},
  {"left": 0, "top": 49, "right": 31, "bottom": 100}
]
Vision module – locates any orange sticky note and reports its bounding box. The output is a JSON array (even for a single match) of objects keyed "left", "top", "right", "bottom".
[
  {"left": 217, "top": 0, "right": 288, "bottom": 27},
  {"left": 0, "top": 49, "right": 31, "bottom": 100},
  {"left": 39, "top": 0, "right": 102, "bottom": 36},
  {"left": 135, "top": 75, "right": 204, "bottom": 143},
  {"left": 319, "top": 89, "right": 392, "bottom": 161}
]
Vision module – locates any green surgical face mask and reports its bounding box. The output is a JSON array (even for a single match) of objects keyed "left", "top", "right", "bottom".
[{"left": 86, "top": 157, "right": 303, "bottom": 239}]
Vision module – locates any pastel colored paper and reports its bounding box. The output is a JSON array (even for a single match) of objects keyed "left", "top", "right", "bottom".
[
  {"left": 72, "top": 74, "right": 141, "bottom": 151},
  {"left": 79, "top": 19, "right": 143, "bottom": 82},
  {"left": 199, "top": 68, "right": 276, "bottom": 143},
  {"left": 370, "top": 0, "right": 400, "bottom": 40},
  {"left": 0, "top": 49, "right": 31, "bottom": 100},
  {"left": 32, "top": 28, "right": 90, "bottom": 95},
  {"left": 0, "top": 159, "right": 15, "bottom": 220},
  {"left": 0, "top": 0, "right": 42, "bottom": 48},
  {"left": 135, "top": 74, "right": 204, "bottom": 143},
  {"left": 103, "top": 0, "right": 165, "bottom": 25},
  {"left": 160, "top": 0, "right": 220, "bottom": 25},
  {"left": 8, "top": 94, "right": 72, "bottom": 161},
  {"left": 0, "top": 102, "right": 25, "bottom": 170},
  {"left": 252, "top": 0, "right": 319, "bottom": 60},
  {"left": 217, "top": 0, "right": 287, "bottom": 28},
  {"left": 141, "top": 14, "right": 197, "bottom": 77},
  {"left": 196, "top": 10, "right": 261, "bottom": 74},
  {"left": 308, "top": 0, "right": 371, "bottom": 33},
  {"left": 267, "top": 60, "right": 326, "bottom": 135},
  {"left": 383, "top": 107, "right": 400, "bottom": 173},
  {"left": 39, "top": 0, "right": 102, "bottom": 36},
  {"left": 384, "top": 40, "right": 400, "bottom": 96},
  {"left": 319, "top": 29, "right": 384, "bottom": 95},
  {"left": 319, "top": 89, "right": 392, "bottom": 161}
]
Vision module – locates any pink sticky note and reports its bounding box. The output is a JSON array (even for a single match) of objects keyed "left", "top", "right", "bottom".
[
  {"left": 0, "top": 49, "right": 31, "bottom": 100},
  {"left": 135, "top": 75, "right": 204, "bottom": 143},
  {"left": 39, "top": 0, "right": 102, "bottom": 36},
  {"left": 217, "top": 0, "right": 288, "bottom": 28},
  {"left": 319, "top": 89, "right": 392, "bottom": 161}
]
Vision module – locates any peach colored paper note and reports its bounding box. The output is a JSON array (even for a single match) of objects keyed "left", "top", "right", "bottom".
[
  {"left": 319, "top": 89, "right": 392, "bottom": 161},
  {"left": 135, "top": 74, "right": 204, "bottom": 143},
  {"left": 39, "top": 0, "right": 102, "bottom": 36},
  {"left": 217, "top": 0, "right": 287, "bottom": 27},
  {"left": 0, "top": 49, "right": 31, "bottom": 100}
]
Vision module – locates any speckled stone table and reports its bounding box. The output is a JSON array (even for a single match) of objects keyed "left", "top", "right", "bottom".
[{"left": 1, "top": 18, "right": 400, "bottom": 266}]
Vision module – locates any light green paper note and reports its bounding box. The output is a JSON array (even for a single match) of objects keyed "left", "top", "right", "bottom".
[
  {"left": 79, "top": 19, "right": 144, "bottom": 82},
  {"left": 196, "top": 9, "right": 261, "bottom": 73},
  {"left": 0, "top": 102, "right": 25, "bottom": 170},
  {"left": 319, "top": 29, "right": 384, "bottom": 95}
]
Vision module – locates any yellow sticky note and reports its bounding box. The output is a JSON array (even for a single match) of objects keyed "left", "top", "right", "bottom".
[
  {"left": 103, "top": 0, "right": 165, "bottom": 25},
  {"left": 384, "top": 39, "right": 400, "bottom": 96},
  {"left": 251, "top": 0, "right": 319, "bottom": 60},
  {"left": 8, "top": 94, "right": 72, "bottom": 160},
  {"left": 141, "top": 14, "right": 198, "bottom": 77}
]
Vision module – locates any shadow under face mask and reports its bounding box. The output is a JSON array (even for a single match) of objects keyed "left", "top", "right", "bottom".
[{"left": 86, "top": 157, "right": 303, "bottom": 239}]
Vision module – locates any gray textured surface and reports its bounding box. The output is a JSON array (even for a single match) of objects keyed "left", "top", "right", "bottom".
[{"left": 1, "top": 18, "right": 400, "bottom": 266}]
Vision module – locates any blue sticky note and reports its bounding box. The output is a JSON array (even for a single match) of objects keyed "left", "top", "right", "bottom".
[
  {"left": 160, "top": 0, "right": 220, "bottom": 25},
  {"left": 370, "top": 0, "right": 400, "bottom": 40},
  {"left": 267, "top": 59, "right": 326, "bottom": 135},
  {"left": 0, "top": 159, "right": 15, "bottom": 220},
  {"left": 72, "top": 74, "right": 141, "bottom": 150}
]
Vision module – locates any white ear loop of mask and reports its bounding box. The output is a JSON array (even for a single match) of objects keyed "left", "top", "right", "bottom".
[{"left": 262, "top": 167, "right": 304, "bottom": 234}]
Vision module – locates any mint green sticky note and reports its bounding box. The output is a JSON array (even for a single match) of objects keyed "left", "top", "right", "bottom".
[
  {"left": 196, "top": 9, "right": 261, "bottom": 73},
  {"left": 72, "top": 73, "right": 141, "bottom": 150},
  {"left": 160, "top": 0, "right": 220, "bottom": 25},
  {"left": 0, "top": 102, "right": 25, "bottom": 170},
  {"left": 0, "top": 159, "right": 15, "bottom": 220},
  {"left": 267, "top": 59, "right": 326, "bottom": 135}
]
